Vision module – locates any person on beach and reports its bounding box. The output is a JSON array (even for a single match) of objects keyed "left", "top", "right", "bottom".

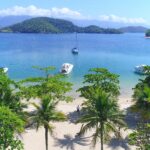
[{"left": 77, "top": 105, "right": 80, "bottom": 115}]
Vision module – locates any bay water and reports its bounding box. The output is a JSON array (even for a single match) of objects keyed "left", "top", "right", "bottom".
[{"left": 0, "top": 33, "right": 150, "bottom": 97}]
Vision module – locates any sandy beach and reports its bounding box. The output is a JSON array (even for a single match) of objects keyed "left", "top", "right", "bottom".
[{"left": 22, "top": 94, "right": 137, "bottom": 150}]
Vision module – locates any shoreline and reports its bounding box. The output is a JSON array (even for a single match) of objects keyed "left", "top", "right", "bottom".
[{"left": 22, "top": 93, "right": 135, "bottom": 150}]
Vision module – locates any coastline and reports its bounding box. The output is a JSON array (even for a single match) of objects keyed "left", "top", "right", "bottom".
[{"left": 22, "top": 91, "right": 136, "bottom": 150}]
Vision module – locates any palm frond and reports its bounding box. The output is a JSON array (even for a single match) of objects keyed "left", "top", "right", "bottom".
[
  {"left": 91, "top": 126, "right": 100, "bottom": 147},
  {"left": 76, "top": 87, "right": 126, "bottom": 148}
]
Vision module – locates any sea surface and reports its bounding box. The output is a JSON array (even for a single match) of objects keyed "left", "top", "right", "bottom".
[{"left": 0, "top": 33, "right": 150, "bottom": 97}]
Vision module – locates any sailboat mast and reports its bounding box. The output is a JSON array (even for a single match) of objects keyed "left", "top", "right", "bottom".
[{"left": 75, "top": 32, "right": 78, "bottom": 48}]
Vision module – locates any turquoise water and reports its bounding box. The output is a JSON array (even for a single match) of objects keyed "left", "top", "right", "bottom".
[{"left": 0, "top": 33, "right": 150, "bottom": 96}]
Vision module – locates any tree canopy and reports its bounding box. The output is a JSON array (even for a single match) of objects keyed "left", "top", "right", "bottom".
[
  {"left": 19, "top": 66, "right": 72, "bottom": 102},
  {"left": 129, "top": 122, "right": 150, "bottom": 150},
  {"left": 132, "top": 67, "right": 150, "bottom": 120},
  {"left": 78, "top": 68, "right": 120, "bottom": 98},
  {"left": 0, "top": 106, "right": 25, "bottom": 150},
  {"left": 0, "top": 70, "right": 26, "bottom": 117}
]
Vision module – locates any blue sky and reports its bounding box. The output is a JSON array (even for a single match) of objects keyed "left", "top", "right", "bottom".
[{"left": 0, "top": 0, "right": 149, "bottom": 25}]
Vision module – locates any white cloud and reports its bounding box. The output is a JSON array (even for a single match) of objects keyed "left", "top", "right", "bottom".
[
  {"left": 0, "top": 6, "right": 148, "bottom": 25},
  {"left": 0, "top": 5, "right": 82, "bottom": 19},
  {"left": 99, "top": 14, "right": 147, "bottom": 24}
]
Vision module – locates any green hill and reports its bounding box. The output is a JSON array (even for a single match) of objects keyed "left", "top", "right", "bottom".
[
  {"left": 145, "top": 29, "right": 150, "bottom": 37},
  {"left": 0, "top": 17, "right": 122, "bottom": 34}
]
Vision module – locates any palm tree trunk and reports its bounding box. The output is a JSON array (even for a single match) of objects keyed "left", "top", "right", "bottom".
[
  {"left": 44, "top": 126, "right": 48, "bottom": 150},
  {"left": 100, "top": 123, "right": 104, "bottom": 150}
]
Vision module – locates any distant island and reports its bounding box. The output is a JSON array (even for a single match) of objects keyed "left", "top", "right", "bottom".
[
  {"left": 119, "top": 26, "right": 148, "bottom": 33},
  {"left": 0, "top": 17, "right": 122, "bottom": 34},
  {"left": 145, "top": 29, "right": 150, "bottom": 37}
]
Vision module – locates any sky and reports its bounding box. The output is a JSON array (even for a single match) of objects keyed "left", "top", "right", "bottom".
[{"left": 0, "top": 0, "right": 149, "bottom": 25}]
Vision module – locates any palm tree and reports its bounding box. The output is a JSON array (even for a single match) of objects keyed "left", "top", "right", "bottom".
[
  {"left": 19, "top": 66, "right": 72, "bottom": 150},
  {"left": 76, "top": 87, "right": 126, "bottom": 150},
  {"left": 30, "top": 97, "right": 66, "bottom": 150}
]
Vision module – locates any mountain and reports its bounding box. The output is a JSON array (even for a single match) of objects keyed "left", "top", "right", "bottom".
[
  {"left": 0, "top": 16, "right": 31, "bottom": 28},
  {"left": 0, "top": 15, "right": 149, "bottom": 30},
  {"left": 119, "top": 26, "right": 148, "bottom": 33},
  {"left": 0, "top": 17, "right": 122, "bottom": 34}
]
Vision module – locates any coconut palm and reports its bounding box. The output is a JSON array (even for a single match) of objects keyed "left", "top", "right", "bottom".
[
  {"left": 30, "top": 97, "right": 66, "bottom": 150},
  {"left": 19, "top": 66, "right": 72, "bottom": 150},
  {"left": 76, "top": 87, "right": 126, "bottom": 150}
]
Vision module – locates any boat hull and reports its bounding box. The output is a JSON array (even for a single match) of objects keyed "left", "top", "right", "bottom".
[
  {"left": 61, "top": 63, "right": 73, "bottom": 75},
  {"left": 0, "top": 67, "right": 8, "bottom": 73}
]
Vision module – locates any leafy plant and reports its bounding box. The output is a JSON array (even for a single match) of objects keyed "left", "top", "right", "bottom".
[
  {"left": 0, "top": 106, "right": 24, "bottom": 150},
  {"left": 0, "top": 70, "right": 27, "bottom": 117},
  {"left": 78, "top": 68, "right": 120, "bottom": 98},
  {"left": 129, "top": 122, "right": 150, "bottom": 150},
  {"left": 132, "top": 68, "right": 150, "bottom": 119}
]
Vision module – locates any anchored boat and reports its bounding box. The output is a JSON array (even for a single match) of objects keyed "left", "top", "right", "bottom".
[
  {"left": 134, "top": 64, "right": 147, "bottom": 75},
  {"left": 60, "top": 63, "right": 73, "bottom": 74}
]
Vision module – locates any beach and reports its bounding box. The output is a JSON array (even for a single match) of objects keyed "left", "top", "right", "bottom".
[
  {"left": 0, "top": 1, "right": 150, "bottom": 149},
  {"left": 22, "top": 94, "right": 136, "bottom": 150}
]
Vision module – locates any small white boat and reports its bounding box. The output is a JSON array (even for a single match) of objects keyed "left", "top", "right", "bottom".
[
  {"left": 0, "top": 67, "right": 8, "bottom": 73},
  {"left": 60, "top": 63, "right": 73, "bottom": 74},
  {"left": 134, "top": 64, "right": 147, "bottom": 74},
  {"left": 72, "top": 47, "right": 79, "bottom": 54}
]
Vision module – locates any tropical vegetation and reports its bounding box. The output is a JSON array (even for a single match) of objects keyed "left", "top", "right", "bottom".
[
  {"left": 30, "top": 98, "right": 66, "bottom": 150},
  {"left": 0, "top": 70, "right": 26, "bottom": 149},
  {"left": 78, "top": 68, "right": 120, "bottom": 98},
  {"left": 129, "top": 122, "right": 150, "bottom": 150},
  {"left": 0, "top": 70, "right": 26, "bottom": 115},
  {"left": 77, "top": 68, "right": 126, "bottom": 150},
  {"left": 20, "top": 66, "right": 72, "bottom": 150},
  {"left": 130, "top": 66, "right": 150, "bottom": 149},
  {"left": 2, "top": 65, "right": 150, "bottom": 150},
  {"left": 0, "top": 106, "right": 25, "bottom": 150},
  {"left": 132, "top": 66, "right": 150, "bottom": 120}
]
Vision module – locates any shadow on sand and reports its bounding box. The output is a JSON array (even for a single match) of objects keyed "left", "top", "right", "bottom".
[
  {"left": 108, "top": 137, "right": 130, "bottom": 150},
  {"left": 54, "top": 134, "right": 90, "bottom": 150},
  {"left": 124, "top": 107, "right": 139, "bottom": 130},
  {"left": 67, "top": 110, "right": 81, "bottom": 124},
  {"left": 107, "top": 106, "right": 139, "bottom": 150}
]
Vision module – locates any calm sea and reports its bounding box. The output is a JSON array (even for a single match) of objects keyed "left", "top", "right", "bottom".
[{"left": 0, "top": 33, "right": 150, "bottom": 97}]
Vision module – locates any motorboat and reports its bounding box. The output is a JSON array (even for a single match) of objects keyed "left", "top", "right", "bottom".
[
  {"left": 134, "top": 64, "right": 147, "bottom": 74},
  {"left": 60, "top": 63, "right": 73, "bottom": 74},
  {"left": 72, "top": 47, "right": 79, "bottom": 54},
  {"left": 0, "top": 67, "right": 8, "bottom": 73}
]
